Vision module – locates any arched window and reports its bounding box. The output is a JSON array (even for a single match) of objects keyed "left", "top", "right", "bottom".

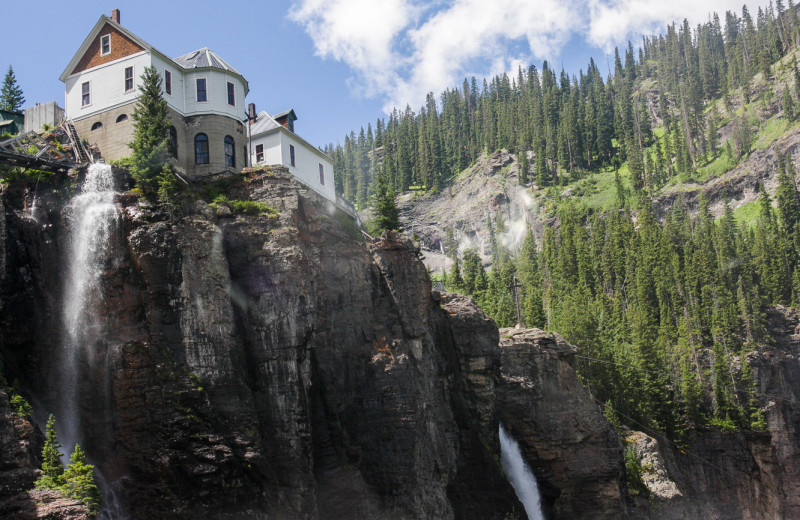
[
  {"left": 169, "top": 126, "right": 178, "bottom": 158},
  {"left": 224, "top": 135, "right": 235, "bottom": 168},
  {"left": 116, "top": 114, "right": 128, "bottom": 123},
  {"left": 90, "top": 121, "right": 103, "bottom": 131},
  {"left": 195, "top": 133, "right": 209, "bottom": 164}
]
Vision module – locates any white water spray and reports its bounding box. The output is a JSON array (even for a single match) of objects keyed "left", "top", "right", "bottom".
[
  {"left": 61, "top": 163, "right": 119, "bottom": 440},
  {"left": 499, "top": 423, "right": 544, "bottom": 520},
  {"left": 60, "top": 163, "right": 128, "bottom": 518}
]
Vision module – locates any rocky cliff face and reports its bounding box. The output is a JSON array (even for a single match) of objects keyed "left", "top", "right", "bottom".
[
  {"left": 0, "top": 167, "right": 522, "bottom": 519},
  {"left": 496, "top": 328, "right": 628, "bottom": 519},
  {"left": 3, "top": 166, "right": 800, "bottom": 519},
  {"left": 495, "top": 319, "right": 800, "bottom": 520}
]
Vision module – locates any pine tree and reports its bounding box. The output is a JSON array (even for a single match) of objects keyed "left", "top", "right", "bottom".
[
  {"left": 517, "top": 147, "right": 530, "bottom": 185},
  {"left": 0, "top": 65, "right": 25, "bottom": 112},
  {"left": 35, "top": 414, "right": 64, "bottom": 489},
  {"left": 783, "top": 89, "right": 796, "bottom": 121},
  {"left": 62, "top": 444, "right": 101, "bottom": 515},
  {"left": 369, "top": 172, "right": 400, "bottom": 233},
  {"left": 129, "top": 65, "right": 172, "bottom": 192}
]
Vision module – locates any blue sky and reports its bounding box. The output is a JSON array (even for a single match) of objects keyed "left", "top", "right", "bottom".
[{"left": 3, "top": 0, "right": 766, "bottom": 147}]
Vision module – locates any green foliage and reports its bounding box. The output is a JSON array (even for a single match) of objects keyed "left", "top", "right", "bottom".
[
  {"left": 210, "top": 194, "right": 278, "bottom": 216},
  {"left": 327, "top": 1, "right": 796, "bottom": 442},
  {"left": 10, "top": 393, "right": 32, "bottom": 419},
  {"left": 368, "top": 172, "right": 401, "bottom": 234},
  {"left": 35, "top": 414, "right": 64, "bottom": 489},
  {"left": 624, "top": 446, "right": 650, "bottom": 497},
  {"left": 129, "top": 65, "right": 171, "bottom": 193},
  {"left": 61, "top": 444, "right": 101, "bottom": 516},
  {"left": 0, "top": 65, "right": 25, "bottom": 112}
]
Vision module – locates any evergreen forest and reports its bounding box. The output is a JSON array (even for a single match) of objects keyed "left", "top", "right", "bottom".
[{"left": 329, "top": 2, "right": 800, "bottom": 438}]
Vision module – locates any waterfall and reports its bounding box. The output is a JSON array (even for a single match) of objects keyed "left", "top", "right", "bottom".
[
  {"left": 61, "top": 162, "right": 118, "bottom": 445},
  {"left": 499, "top": 423, "right": 545, "bottom": 520},
  {"left": 59, "top": 163, "right": 127, "bottom": 518}
]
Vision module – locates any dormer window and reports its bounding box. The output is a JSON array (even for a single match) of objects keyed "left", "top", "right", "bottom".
[
  {"left": 196, "top": 78, "right": 207, "bottom": 102},
  {"left": 100, "top": 34, "right": 111, "bottom": 56},
  {"left": 227, "top": 82, "right": 235, "bottom": 106}
]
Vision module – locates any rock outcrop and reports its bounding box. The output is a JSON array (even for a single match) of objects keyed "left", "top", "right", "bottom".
[
  {"left": 0, "top": 167, "right": 522, "bottom": 519},
  {"left": 496, "top": 328, "right": 628, "bottom": 519},
  {"left": 495, "top": 318, "right": 800, "bottom": 520}
]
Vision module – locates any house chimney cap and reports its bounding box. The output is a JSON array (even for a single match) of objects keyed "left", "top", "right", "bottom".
[{"left": 111, "top": 9, "right": 121, "bottom": 24}]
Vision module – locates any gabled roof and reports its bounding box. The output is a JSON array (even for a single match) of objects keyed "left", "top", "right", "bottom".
[
  {"left": 60, "top": 16, "right": 249, "bottom": 94},
  {"left": 59, "top": 15, "right": 153, "bottom": 82},
  {"left": 173, "top": 48, "right": 241, "bottom": 75},
  {"left": 273, "top": 109, "right": 298, "bottom": 122},
  {"left": 250, "top": 111, "right": 332, "bottom": 161},
  {"left": 250, "top": 111, "right": 281, "bottom": 136}
]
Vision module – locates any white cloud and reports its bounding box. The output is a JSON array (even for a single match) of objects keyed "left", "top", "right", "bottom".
[
  {"left": 586, "top": 0, "right": 754, "bottom": 52},
  {"left": 397, "top": 0, "right": 573, "bottom": 110},
  {"left": 290, "top": 0, "right": 768, "bottom": 113},
  {"left": 288, "top": 0, "right": 418, "bottom": 97}
]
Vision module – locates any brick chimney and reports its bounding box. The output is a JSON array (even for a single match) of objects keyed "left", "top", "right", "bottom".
[
  {"left": 111, "top": 9, "right": 121, "bottom": 24},
  {"left": 248, "top": 103, "right": 256, "bottom": 125}
]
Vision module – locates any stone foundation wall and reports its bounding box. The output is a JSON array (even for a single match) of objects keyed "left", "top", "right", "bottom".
[
  {"left": 171, "top": 111, "right": 246, "bottom": 180},
  {"left": 73, "top": 103, "right": 136, "bottom": 161},
  {"left": 75, "top": 105, "right": 246, "bottom": 179}
]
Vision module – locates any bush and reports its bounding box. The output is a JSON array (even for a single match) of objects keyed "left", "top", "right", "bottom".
[
  {"left": 210, "top": 195, "right": 278, "bottom": 216},
  {"left": 10, "top": 393, "right": 32, "bottom": 419}
]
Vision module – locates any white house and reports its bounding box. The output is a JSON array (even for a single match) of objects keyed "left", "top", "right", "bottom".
[
  {"left": 59, "top": 9, "right": 338, "bottom": 204},
  {"left": 249, "top": 109, "right": 335, "bottom": 202}
]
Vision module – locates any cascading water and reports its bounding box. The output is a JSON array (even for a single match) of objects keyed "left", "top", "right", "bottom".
[
  {"left": 61, "top": 162, "right": 118, "bottom": 445},
  {"left": 59, "top": 162, "right": 127, "bottom": 518},
  {"left": 499, "top": 423, "right": 545, "bottom": 520}
]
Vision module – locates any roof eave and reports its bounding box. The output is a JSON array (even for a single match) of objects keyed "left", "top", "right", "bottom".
[{"left": 276, "top": 126, "right": 333, "bottom": 162}]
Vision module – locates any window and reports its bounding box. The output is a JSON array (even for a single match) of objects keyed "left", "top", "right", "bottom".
[
  {"left": 81, "top": 82, "right": 90, "bottom": 106},
  {"left": 196, "top": 78, "right": 207, "bottom": 102},
  {"left": 244, "top": 146, "right": 247, "bottom": 167},
  {"left": 124, "top": 66, "right": 134, "bottom": 92},
  {"left": 319, "top": 163, "right": 325, "bottom": 185},
  {"left": 255, "top": 144, "right": 264, "bottom": 163},
  {"left": 116, "top": 114, "right": 128, "bottom": 123},
  {"left": 195, "top": 133, "right": 209, "bottom": 164},
  {"left": 289, "top": 144, "right": 295, "bottom": 167},
  {"left": 227, "top": 82, "right": 235, "bottom": 106},
  {"left": 91, "top": 121, "right": 103, "bottom": 131},
  {"left": 169, "top": 126, "right": 178, "bottom": 157},
  {"left": 100, "top": 34, "right": 111, "bottom": 56},
  {"left": 165, "top": 70, "right": 172, "bottom": 95},
  {"left": 224, "top": 136, "right": 235, "bottom": 167}
]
